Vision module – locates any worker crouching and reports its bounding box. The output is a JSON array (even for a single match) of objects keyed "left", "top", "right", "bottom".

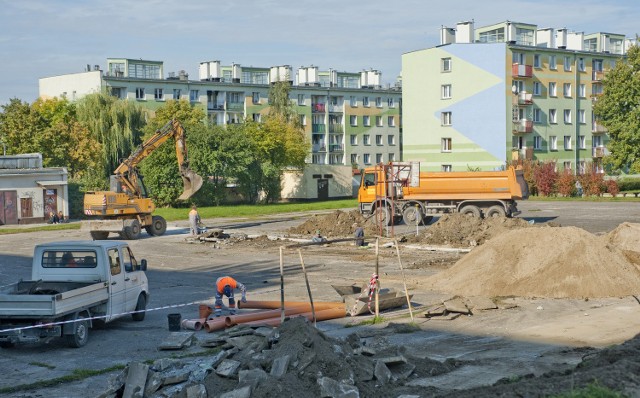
[{"left": 214, "top": 276, "right": 247, "bottom": 317}]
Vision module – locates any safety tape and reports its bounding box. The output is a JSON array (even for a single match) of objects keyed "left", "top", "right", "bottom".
[
  {"left": 349, "top": 274, "right": 378, "bottom": 316},
  {"left": 0, "top": 288, "right": 281, "bottom": 334}
]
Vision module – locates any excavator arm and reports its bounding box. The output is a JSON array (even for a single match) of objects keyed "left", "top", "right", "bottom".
[{"left": 114, "top": 119, "right": 203, "bottom": 200}]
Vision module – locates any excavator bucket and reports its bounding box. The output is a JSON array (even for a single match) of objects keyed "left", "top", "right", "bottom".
[{"left": 178, "top": 169, "right": 204, "bottom": 200}]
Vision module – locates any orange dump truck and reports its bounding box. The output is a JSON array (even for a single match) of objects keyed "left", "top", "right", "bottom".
[{"left": 358, "top": 162, "right": 529, "bottom": 225}]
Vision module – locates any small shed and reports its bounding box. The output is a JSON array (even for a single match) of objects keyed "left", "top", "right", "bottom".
[
  {"left": 281, "top": 164, "right": 353, "bottom": 200},
  {"left": 0, "top": 154, "right": 69, "bottom": 225}
]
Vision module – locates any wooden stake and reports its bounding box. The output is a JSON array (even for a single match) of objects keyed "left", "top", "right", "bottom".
[
  {"left": 375, "top": 237, "right": 380, "bottom": 317},
  {"left": 279, "top": 246, "right": 285, "bottom": 323},
  {"left": 298, "top": 249, "right": 316, "bottom": 326},
  {"left": 394, "top": 239, "right": 414, "bottom": 321}
]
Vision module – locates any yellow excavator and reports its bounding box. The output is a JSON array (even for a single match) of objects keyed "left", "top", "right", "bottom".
[{"left": 82, "top": 119, "right": 203, "bottom": 240}]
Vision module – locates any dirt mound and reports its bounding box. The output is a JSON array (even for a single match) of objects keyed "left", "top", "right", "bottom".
[
  {"left": 406, "top": 214, "right": 532, "bottom": 247},
  {"left": 425, "top": 226, "right": 640, "bottom": 298},
  {"left": 288, "top": 210, "right": 377, "bottom": 237},
  {"left": 603, "top": 222, "right": 640, "bottom": 252}
]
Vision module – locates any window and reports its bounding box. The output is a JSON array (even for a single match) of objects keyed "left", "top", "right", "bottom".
[
  {"left": 298, "top": 94, "right": 305, "bottom": 106},
  {"left": 534, "top": 136, "right": 542, "bottom": 150},
  {"left": 154, "top": 88, "right": 163, "bottom": 100},
  {"left": 592, "top": 83, "right": 603, "bottom": 96},
  {"left": 252, "top": 92, "right": 260, "bottom": 104},
  {"left": 441, "top": 84, "right": 452, "bottom": 99},
  {"left": 549, "top": 55, "right": 557, "bottom": 70},
  {"left": 578, "top": 161, "right": 586, "bottom": 175},
  {"left": 441, "top": 112, "right": 452, "bottom": 126},
  {"left": 533, "top": 54, "right": 541, "bottom": 68},
  {"left": 387, "top": 116, "right": 395, "bottom": 127},
  {"left": 578, "top": 110, "right": 586, "bottom": 124},
  {"left": 563, "top": 83, "right": 572, "bottom": 97},
  {"left": 375, "top": 97, "right": 382, "bottom": 107},
  {"left": 563, "top": 56, "right": 572, "bottom": 71},
  {"left": 350, "top": 154, "right": 358, "bottom": 164},
  {"left": 376, "top": 153, "right": 383, "bottom": 163},
  {"left": 312, "top": 154, "right": 324, "bottom": 164},
  {"left": 579, "top": 135, "right": 586, "bottom": 149},
  {"left": 578, "top": 58, "right": 585, "bottom": 72},
  {"left": 387, "top": 97, "right": 395, "bottom": 108},
  {"left": 564, "top": 161, "right": 572, "bottom": 171},
  {"left": 363, "top": 116, "right": 370, "bottom": 126},
  {"left": 442, "top": 137, "right": 452, "bottom": 152},
  {"left": 135, "top": 87, "right": 145, "bottom": 100},
  {"left": 533, "top": 82, "right": 541, "bottom": 96},
  {"left": 387, "top": 135, "right": 395, "bottom": 145},
  {"left": 564, "top": 135, "right": 572, "bottom": 150},
  {"left": 564, "top": 109, "right": 572, "bottom": 124},
  {"left": 363, "top": 134, "right": 371, "bottom": 145},
  {"left": 442, "top": 165, "right": 452, "bottom": 172},
  {"left": 550, "top": 136, "right": 558, "bottom": 150},
  {"left": 513, "top": 80, "right": 525, "bottom": 94},
  {"left": 375, "top": 135, "right": 382, "bottom": 145},
  {"left": 190, "top": 90, "right": 199, "bottom": 102},
  {"left": 350, "top": 96, "right": 357, "bottom": 107},
  {"left": 578, "top": 84, "right": 586, "bottom": 98},
  {"left": 549, "top": 82, "right": 557, "bottom": 97},
  {"left": 363, "top": 153, "right": 371, "bottom": 164},
  {"left": 478, "top": 28, "right": 505, "bottom": 43},
  {"left": 108, "top": 249, "right": 121, "bottom": 275},
  {"left": 299, "top": 114, "right": 306, "bottom": 126},
  {"left": 376, "top": 116, "right": 383, "bottom": 127},
  {"left": 549, "top": 109, "right": 557, "bottom": 124},
  {"left": 363, "top": 96, "right": 370, "bottom": 107},
  {"left": 350, "top": 115, "right": 357, "bottom": 126},
  {"left": 350, "top": 135, "right": 357, "bottom": 145},
  {"left": 441, "top": 57, "right": 452, "bottom": 72},
  {"left": 388, "top": 153, "right": 395, "bottom": 162},
  {"left": 533, "top": 108, "right": 541, "bottom": 123},
  {"left": 173, "top": 89, "right": 181, "bottom": 99},
  {"left": 252, "top": 113, "right": 261, "bottom": 122}
]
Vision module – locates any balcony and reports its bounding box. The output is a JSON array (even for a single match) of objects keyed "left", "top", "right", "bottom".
[
  {"left": 592, "top": 146, "right": 607, "bottom": 158},
  {"left": 592, "top": 70, "right": 605, "bottom": 82},
  {"left": 511, "top": 148, "right": 534, "bottom": 162},
  {"left": 226, "top": 102, "right": 244, "bottom": 111},
  {"left": 312, "top": 103, "right": 326, "bottom": 113},
  {"left": 512, "top": 63, "right": 533, "bottom": 78},
  {"left": 312, "top": 144, "right": 326, "bottom": 152},
  {"left": 329, "top": 144, "right": 344, "bottom": 152},
  {"left": 327, "top": 104, "right": 343, "bottom": 113},
  {"left": 592, "top": 122, "right": 607, "bottom": 133},
  {"left": 513, "top": 91, "right": 533, "bottom": 105},
  {"left": 312, "top": 124, "right": 326, "bottom": 133},
  {"left": 513, "top": 119, "right": 533, "bottom": 133},
  {"left": 328, "top": 124, "right": 343, "bottom": 133},
  {"left": 208, "top": 102, "right": 224, "bottom": 111}
]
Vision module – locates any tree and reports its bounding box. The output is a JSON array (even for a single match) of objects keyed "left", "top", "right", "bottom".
[{"left": 593, "top": 45, "right": 640, "bottom": 172}]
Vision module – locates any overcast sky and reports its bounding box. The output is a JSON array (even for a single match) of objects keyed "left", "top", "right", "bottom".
[{"left": 0, "top": 0, "right": 638, "bottom": 105}]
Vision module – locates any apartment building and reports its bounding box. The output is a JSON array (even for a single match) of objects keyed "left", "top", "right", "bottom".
[
  {"left": 402, "top": 20, "right": 634, "bottom": 173},
  {"left": 39, "top": 59, "right": 401, "bottom": 171}
]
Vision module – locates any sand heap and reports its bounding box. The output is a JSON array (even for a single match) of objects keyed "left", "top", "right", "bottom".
[
  {"left": 425, "top": 224, "right": 640, "bottom": 299},
  {"left": 288, "top": 210, "right": 377, "bottom": 237},
  {"left": 406, "top": 213, "right": 533, "bottom": 247}
]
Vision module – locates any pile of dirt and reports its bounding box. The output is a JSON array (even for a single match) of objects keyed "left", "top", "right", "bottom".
[
  {"left": 288, "top": 210, "right": 378, "bottom": 237},
  {"left": 405, "top": 213, "right": 532, "bottom": 247},
  {"left": 425, "top": 225, "right": 640, "bottom": 299}
]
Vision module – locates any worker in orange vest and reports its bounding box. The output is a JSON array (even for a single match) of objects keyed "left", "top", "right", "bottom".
[{"left": 214, "top": 276, "right": 247, "bottom": 317}]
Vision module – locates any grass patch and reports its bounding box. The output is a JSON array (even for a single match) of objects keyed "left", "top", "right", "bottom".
[
  {"left": 0, "top": 223, "right": 79, "bottom": 235},
  {"left": 350, "top": 316, "right": 386, "bottom": 327},
  {"left": 28, "top": 361, "right": 56, "bottom": 369},
  {"left": 551, "top": 381, "right": 626, "bottom": 398},
  {"left": 528, "top": 196, "right": 640, "bottom": 202},
  {"left": 0, "top": 364, "right": 125, "bottom": 394}
]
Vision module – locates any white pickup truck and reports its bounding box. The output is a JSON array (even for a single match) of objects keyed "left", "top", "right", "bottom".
[{"left": 0, "top": 240, "right": 149, "bottom": 348}]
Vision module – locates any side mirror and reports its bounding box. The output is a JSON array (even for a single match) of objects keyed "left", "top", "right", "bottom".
[{"left": 140, "top": 259, "right": 147, "bottom": 271}]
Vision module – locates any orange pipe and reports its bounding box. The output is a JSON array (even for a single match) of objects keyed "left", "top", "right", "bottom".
[
  {"left": 242, "top": 307, "right": 346, "bottom": 327},
  {"left": 203, "top": 318, "right": 227, "bottom": 333},
  {"left": 199, "top": 304, "right": 212, "bottom": 319},
  {"left": 225, "top": 307, "right": 311, "bottom": 327},
  {"left": 238, "top": 300, "right": 345, "bottom": 312},
  {"left": 181, "top": 318, "right": 205, "bottom": 331}
]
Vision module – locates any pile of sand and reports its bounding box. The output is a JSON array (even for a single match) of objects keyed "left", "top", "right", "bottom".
[
  {"left": 288, "top": 210, "right": 377, "bottom": 237},
  {"left": 425, "top": 224, "right": 640, "bottom": 299},
  {"left": 406, "top": 213, "right": 533, "bottom": 247}
]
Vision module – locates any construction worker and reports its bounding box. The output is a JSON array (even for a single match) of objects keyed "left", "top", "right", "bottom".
[
  {"left": 188, "top": 205, "right": 200, "bottom": 236},
  {"left": 353, "top": 223, "right": 365, "bottom": 247},
  {"left": 213, "top": 276, "right": 246, "bottom": 317}
]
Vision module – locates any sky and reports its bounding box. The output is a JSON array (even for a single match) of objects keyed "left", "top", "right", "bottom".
[{"left": 0, "top": 0, "right": 638, "bottom": 106}]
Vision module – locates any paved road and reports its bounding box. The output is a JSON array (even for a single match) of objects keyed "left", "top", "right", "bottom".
[{"left": 0, "top": 200, "right": 638, "bottom": 397}]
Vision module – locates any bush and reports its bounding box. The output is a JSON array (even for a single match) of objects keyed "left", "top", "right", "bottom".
[
  {"left": 556, "top": 172, "right": 576, "bottom": 197},
  {"left": 605, "top": 179, "right": 620, "bottom": 196},
  {"left": 533, "top": 162, "right": 558, "bottom": 196},
  {"left": 618, "top": 178, "right": 640, "bottom": 192},
  {"left": 581, "top": 173, "right": 605, "bottom": 196}
]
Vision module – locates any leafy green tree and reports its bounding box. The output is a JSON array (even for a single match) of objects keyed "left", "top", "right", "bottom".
[
  {"left": 593, "top": 45, "right": 640, "bottom": 172},
  {"left": 0, "top": 98, "right": 42, "bottom": 155}
]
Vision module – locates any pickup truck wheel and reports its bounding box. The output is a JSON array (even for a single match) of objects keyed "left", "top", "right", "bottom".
[
  {"left": 403, "top": 206, "right": 424, "bottom": 225},
  {"left": 460, "top": 205, "right": 481, "bottom": 218},
  {"left": 90, "top": 231, "right": 109, "bottom": 240},
  {"left": 132, "top": 294, "right": 146, "bottom": 321},
  {"left": 145, "top": 216, "right": 167, "bottom": 236},
  {"left": 66, "top": 319, "right": 90, "bottom": 348},
  {"left": 486, "top": 205, "right": 506, "bottom": 218},
  {"left": 124, "top": 220, "right": 141, "bottom": 240}
]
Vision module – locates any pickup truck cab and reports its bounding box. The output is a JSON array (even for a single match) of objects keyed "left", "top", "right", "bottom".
[{"left": 0, "top": 240, "right": 149, "bottom": 348}]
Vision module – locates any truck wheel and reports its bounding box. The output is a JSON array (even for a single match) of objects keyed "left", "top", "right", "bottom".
[
  {"left": 402, "top": 206, "right": 424, "bottom": 225},
  {"left": 460, "top": 205, "right": 481, "bottom": 218},
  {"left": 372, "top": 206, "right": 392, "bottom": 226},
  {"left": 66, "top": 319, "right": 90, "bottom": 348},
  {"left": 90, "top": 231, "right": 109, "bottom": 240},
  {"left": 124, "top": 220, "right": 141, "bottom": 240},
  {"left": 145, "top": 216, "right": 167, "bottom": 236},
  {"left": 486, "top": 205, "right": 506, "bottom": 218},
  {"left": 132, "top": 294, "right": 146, "bottom": 321}
]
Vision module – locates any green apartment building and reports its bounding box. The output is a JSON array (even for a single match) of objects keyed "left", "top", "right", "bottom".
[{"left": 402, "top": 20, "right": 634, "bottom": 173}]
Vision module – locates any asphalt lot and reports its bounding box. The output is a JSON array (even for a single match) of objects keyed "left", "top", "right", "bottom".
[{"left": 0, "top": 200, "right": 639, "bottom": 397}]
